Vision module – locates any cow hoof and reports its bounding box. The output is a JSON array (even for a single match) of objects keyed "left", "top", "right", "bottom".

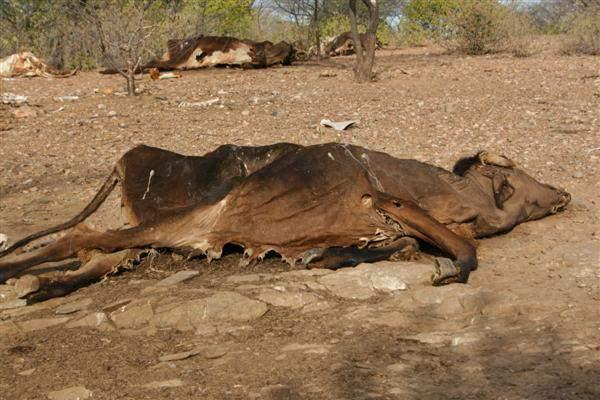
[{"left": 431, "top": 257, "right": 460, "bottom": 286}]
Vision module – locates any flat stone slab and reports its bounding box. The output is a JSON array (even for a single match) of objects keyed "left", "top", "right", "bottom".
[
  {"left": 318, "top": 263, "right": 412, "bottom": 299},
  {"left": 159, "top": 349, "right": 202, "bottom": 362},
  {"left": 257, "top": 288, "right": 321, "bottom": 309},
  {"left": 156, "top": 270, "right": 200, "bottom": 286},
  {"left": 142, "top": 379, "right": 185, "bottom": 389},
  {"left": 55, "top": 298, "right": 93, "bottom": 315},
  {"left": 0, "top": 299, "right": 27, "bottom": 310},
  {"left": 66, "top": 312, "right": 111, "bottom": 329},
  {"left": 153, "top": 291, "right": 267, "bottom": 331},
  {"left": 110, "top": 301, "right": 154, "bottom": 329},
  {"left": 47, "top": 386, "right": 92, "bottom": 400},
  {"left": 282, "top": 343, "right": 331, "bottom": 354},
  {"left": 18, "top": 317, "right": 70, "bottom": 332}
]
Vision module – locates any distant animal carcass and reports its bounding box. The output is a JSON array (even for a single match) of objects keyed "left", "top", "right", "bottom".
[
  {"left": 0, "top": 52, "right": 76, "bottom": 78},
  {"left": 145, "top": 36, "right": 295, "bottom": 70},
  {"left": 324, "top": 32, "right": 382, "bottom": 57},
  {"left": 0, "top": 143, "right": 570, "bottom": 302}
]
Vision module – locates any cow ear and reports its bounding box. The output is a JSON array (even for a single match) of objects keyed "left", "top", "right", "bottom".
[
  {"left": 478, "top": 151, "right": 516, "bottom": 168},
  {"left": 492, "top": 174, "right": 515, "bottom": 209}
]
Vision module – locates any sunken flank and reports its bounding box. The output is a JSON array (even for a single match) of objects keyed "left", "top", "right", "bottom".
[{"left": 0, "top": 143, "right": 570, "bottom": 301}]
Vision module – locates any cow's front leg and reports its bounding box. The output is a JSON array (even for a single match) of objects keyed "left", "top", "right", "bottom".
[
  {"left": 372, "top": 193, "right": 477, "bottom": 285},
  {"left": 308, "top": 237, "right": 419, "bottom": 270}
]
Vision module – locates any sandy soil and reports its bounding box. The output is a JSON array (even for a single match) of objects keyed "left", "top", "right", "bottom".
[{"left": 0, "top": 45, "right": 599, "bottom": 400}]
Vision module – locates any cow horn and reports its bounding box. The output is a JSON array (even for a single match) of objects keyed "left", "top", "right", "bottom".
[{"left": 478, "top": 151, "right": 516, "bottom": 168}]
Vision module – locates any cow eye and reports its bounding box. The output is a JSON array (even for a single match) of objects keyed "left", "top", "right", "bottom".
[{"left": 196, "top": 52, "right": 206, "bottom": 61}]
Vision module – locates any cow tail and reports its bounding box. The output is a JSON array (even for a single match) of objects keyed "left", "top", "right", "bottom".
[{"left": 0, "top": 170, "right": 120, "bottom": 258}]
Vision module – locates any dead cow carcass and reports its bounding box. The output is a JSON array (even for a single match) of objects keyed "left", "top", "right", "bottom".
[
  {"left": 0, "top": 52, "right": 76, "bottom": 78},
  {"left": 146, "top": 36, "right": 294, "bottom": 70},
  {"left": 324, "top": 32, "right": 382, "bottom": 57},
  {"left": 0, "top": 143, "right": 570, "bottom": 301}
]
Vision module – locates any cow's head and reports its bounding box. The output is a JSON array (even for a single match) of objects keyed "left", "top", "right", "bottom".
[{"left": 454, "top": 151, "right": 571, "bottom": 222}]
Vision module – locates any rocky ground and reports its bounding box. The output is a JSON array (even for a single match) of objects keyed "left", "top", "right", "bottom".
[{"left": 0, "top": 44, "right": 599, "bottom": 399}]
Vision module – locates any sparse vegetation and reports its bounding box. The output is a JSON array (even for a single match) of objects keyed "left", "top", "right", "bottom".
[
  {"left": 0, "top": 0, "right": 596, "bottom": 90},
  {"left": 561, "top": 7, "right": 600, "bottom": 55}
]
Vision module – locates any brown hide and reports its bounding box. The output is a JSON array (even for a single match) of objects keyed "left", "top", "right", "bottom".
[
  {"left": 117, "top": 143, "right": 301, "bottom": 225},
  {"left": 145, "top": 36, "right": 294, "bottom": 70},
  {"left": 0, "top": 143, "right": 570, "bottom": 300}
]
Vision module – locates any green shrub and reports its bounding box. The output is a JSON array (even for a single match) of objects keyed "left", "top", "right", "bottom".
[{"left": 447, "top": 0, "right": 509, "bottom": 55}]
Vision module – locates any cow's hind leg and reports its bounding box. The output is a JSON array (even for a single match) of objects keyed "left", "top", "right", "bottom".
[
  {"left": 372, "top": 193, "right": 478, "bottom": 285},
  {"left": 310, "top": 237, "right": 419, "bottom": 270},
  {"left": 0, "top": 223, "right": 160, "bottom": 283},
  {"left": 16, "top": 249, "right": 146, "bottom": 302}
]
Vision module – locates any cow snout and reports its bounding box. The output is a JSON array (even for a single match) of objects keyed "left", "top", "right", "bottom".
[{"left": 551, "top": 190, "right": 571, "bottom": 214}]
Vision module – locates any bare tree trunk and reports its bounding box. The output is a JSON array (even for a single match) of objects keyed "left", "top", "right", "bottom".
[
  {"left": 126, "top": 61, "right": 136, "bottom": 96},
  {"left": 314, "top": 0, "right": 321, "bottom": 59},
  {"left": 349, "top": 0, "right": 379, "bottom": 83}
]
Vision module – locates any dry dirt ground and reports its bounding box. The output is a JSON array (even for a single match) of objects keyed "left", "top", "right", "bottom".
[{"left": 0, "top": 45, "right": 599, "bottom": 400}]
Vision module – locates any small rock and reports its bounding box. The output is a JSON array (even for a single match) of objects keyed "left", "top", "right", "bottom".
[
  {"left": 14, "top": 275, "right": 39, "bottom": 298},
  {"left": 159, "top": 349, "right": 201, "bottom": 362},
  {"left": 257, "top": 289, "right": 320, "bottom": 309},
  {"left": 241, "top": 110, "right": 250, "bottom": 116},
  {"left": 47, "top": 386, "right": 91, "bottom": 400},
  {"left": 13, "top": 105, "right": 37, "bottom": 119},
  {"left": 282, "top": 343, "right": 331, "bottom": 354},
  {"left": 572, "top": 171, "right": 584, "bottom": 179},
  {"left": 97, "top": 103, "right": 106, "bottom": 109},
  {"left": 142, "top": 379, "right": 184, "bottom": 389},
  {"left": 110, "top": 301, "right": 154, "bottom": 329},
  {"left": 18, "top": 368, "right": 36, "bottom": 376},
  {"left": 56, "top": 95, "right": 79, "bottom": 102},
  {"left": 66, "top": 312, "right": 110, "bottom": 329},
  {"left": 204, "top": 344, "right": 228, "bottom": 359},
  {"left": 107, "top": 110, "right": 117, "bottom": 117},
  {"left": 102, "top": 298, "right": 132, "bottom": 312},
  {"left": 319, "top": 70, "right": 337, "bottom": 78},
  {"left": 156, "top": 270, "right": 199, "bottom": 286},
  {"left": 55, "top": 298, "right": 93, "bottom": 315}
]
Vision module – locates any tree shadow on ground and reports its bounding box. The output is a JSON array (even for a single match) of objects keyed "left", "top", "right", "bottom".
[{"left": 332, "top": 309, "right": 599, "bottom": 399}]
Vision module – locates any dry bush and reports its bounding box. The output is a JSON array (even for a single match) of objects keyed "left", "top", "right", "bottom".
[
  {"left": 503, "top": 13, "right": 538, "bottom": 58},
  {"left": 561, "top": 8, "right": 600, "bottom": 55},
  {"left": 443, "top": 0, "right": 536, "bottom": 57}
]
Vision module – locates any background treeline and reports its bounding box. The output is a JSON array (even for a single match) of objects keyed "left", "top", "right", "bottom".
[{"left": 0, "top": 0, "right": 598, "bottom": 71}]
